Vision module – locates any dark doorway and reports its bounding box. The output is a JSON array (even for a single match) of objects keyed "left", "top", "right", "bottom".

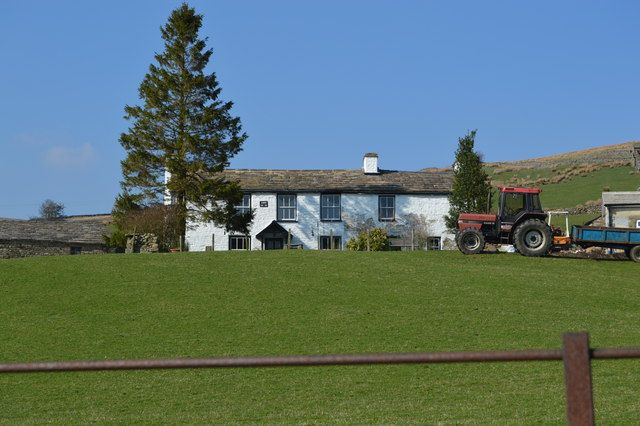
[{"left": 264, "top": 238, "right": 284, "bottom": 250}]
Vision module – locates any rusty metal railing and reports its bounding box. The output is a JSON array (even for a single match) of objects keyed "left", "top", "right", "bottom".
[{"left": 2, "top": 332, "right": 639, "bottom": 425}]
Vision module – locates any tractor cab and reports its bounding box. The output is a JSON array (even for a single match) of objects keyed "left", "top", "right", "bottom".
[
  {"left": 457, "top": 187, "right": 553, "bottom": 257},
  {"left": 497, "top": 187, "right": 545, "bottom": 225}
]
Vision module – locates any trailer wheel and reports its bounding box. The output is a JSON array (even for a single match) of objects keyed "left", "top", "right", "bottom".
[
  {"left": 456, "top": 228, "right": 485, "bottom": 255},
  {"left": 629, "top": 246, "right": 640, "bottom": 263},
  {"left": 513, "top": 219, "right": 553, "bottom": 257}
]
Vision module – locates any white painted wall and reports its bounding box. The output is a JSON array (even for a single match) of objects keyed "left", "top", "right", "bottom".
[{"left": 185, "top": 192, "right": 453, "bottom": 251}]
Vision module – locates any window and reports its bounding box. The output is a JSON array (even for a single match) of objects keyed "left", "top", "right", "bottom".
[
  {"left": 530, "top": 194, "right": 542, "bottom": 211},
  {"left": 70, "top": 246, "right": 82, "bottom": 255},
  {"left": 235, "top": 194, "right": 251, "bottom": 215},
  {"left": 277, "top": 194, "right": 297, "bottom": 221},
  {"left": 503, "top": 193, "right": 525, "bottom": 218},
  {"left": 321, "top": 194, "right": 341, "bottom": 221},
  {"left": 229, "top": 236, "right": 250, "bottom": 250},
  {"left": 319, "top": 236, "right": 342, "bottom": 250},
  {"left": 378, "top": 195, "right": 395, "bottom": 221},
  {"left": 427, "top": 237, "right": 441, "bottom": 251}
]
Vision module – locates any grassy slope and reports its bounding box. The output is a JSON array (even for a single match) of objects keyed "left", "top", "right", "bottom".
[
  {"left": 1, "top": 252, "right": 639, "bottom": 424},
  {"left": 487, "top": 166, "right": 640, "bottom": 227}
]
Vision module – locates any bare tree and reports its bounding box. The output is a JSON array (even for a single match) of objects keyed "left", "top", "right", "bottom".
[
  {"left": 391, "top": 214, "right": 435, "bottom": 250},
  {"left": 39, "top": 199, "right": 65, "bottom": 219}
]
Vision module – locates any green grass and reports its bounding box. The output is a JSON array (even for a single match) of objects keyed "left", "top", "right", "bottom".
[
  {"left": 539, "top": 167, "right": 639, "bottom": 209},
  {"left": 1, "top": 252, "right": 639, "bottom": 424}
]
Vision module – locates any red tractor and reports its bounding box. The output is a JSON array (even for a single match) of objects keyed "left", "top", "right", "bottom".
[{"left": 456, "top": 187, "right": 554, "bottom": 256}]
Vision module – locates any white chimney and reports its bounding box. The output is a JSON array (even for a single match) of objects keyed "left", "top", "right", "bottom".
[
  {"left": 363, "top": 153, "right": 379, "bottom": 174},
  {"left": 163, "top": 169, "right": 173, "bottom": 205}
]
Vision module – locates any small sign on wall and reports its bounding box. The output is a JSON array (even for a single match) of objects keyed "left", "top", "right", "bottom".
[{"left": 260, "top": 201, "right": 268, "bottom": 207}]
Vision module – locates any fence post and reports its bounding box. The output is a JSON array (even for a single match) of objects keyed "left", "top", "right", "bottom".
[{"left": 562, "top": 332, "right": 594, "bottom": 426}]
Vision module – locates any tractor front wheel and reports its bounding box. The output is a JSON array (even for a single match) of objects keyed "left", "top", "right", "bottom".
[
  {"left": 456, "top": 228, "right": 485, "bottom": 255},
  {"left": 629, "top": 245, "right": 640, "bottom": 263},
  {"left": 513, "top": 219, "right": 553, "bottom": 257}
]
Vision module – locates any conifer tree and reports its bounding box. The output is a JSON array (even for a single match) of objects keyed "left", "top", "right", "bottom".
[
  {"left": 444, "top": 130, "right": 492, "bottom": 230},
  {"left": 118, "top": 3, "right": 251, "bottom": 240}
]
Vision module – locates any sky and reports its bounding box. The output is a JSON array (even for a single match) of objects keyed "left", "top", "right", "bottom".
[{"left": 1, "top": 1, "right": 639, "bottom": 218}]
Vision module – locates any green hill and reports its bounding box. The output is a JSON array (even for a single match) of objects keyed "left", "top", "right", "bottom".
[
  {"left": 1, "top": 252, "right": 639, "bottom": 423},
  {"left": 484, "top": 142, "right": 640, "bottom": 226}
]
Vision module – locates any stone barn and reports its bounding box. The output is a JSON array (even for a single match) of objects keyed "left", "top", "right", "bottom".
[{"left": 0, "top": 215, "right": 111, "bottom": 259}]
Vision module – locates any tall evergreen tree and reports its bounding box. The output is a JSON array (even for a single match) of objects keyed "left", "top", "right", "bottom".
[
  {"left": 444, "top": 130, "right": 492, "bottom": 230},
  {"left": 119, "top": 3, "right": 251, "bottom": 240}
]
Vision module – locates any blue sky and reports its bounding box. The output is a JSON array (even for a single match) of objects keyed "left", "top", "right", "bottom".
[{"left": 1, "top": 1, "right": 639, "bottom": 218}]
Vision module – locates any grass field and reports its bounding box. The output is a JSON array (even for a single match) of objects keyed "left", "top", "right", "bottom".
[{"left": 1, "top": 251, "right": 639, "bottom": 424}]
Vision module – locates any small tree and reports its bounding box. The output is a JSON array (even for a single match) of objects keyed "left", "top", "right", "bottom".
[
  {"left": 38, "top": 199, "right": 65, "bottom": 219},
  {"left": 445, "top": 130, "right": 491, "bottom": 230}
]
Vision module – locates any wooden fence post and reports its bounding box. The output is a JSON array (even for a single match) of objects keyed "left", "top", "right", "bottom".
[{"left": 563, "top": 332, "right": 594, "bottom": 426}]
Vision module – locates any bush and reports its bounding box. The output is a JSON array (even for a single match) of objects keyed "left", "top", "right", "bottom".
[
  {"left": 347, "top": 228, "right": 389, "bottom": 251},
  {"left": 102, "top": 226, "right": 128, "bottom": 250}
]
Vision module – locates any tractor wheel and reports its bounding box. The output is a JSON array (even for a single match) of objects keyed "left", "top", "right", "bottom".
[
  {"left": 629, "top": 246, "right": 640, "bottom": 263},
  {"left": 513, "top": 219, "right": 553, "bottom": 257},
  {"left": 456, "top": 228, "right": 485, "bottom": 255}
]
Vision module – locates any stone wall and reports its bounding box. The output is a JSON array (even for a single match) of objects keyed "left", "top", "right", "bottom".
[
  {"left": 125, "top": 234, "right": 159, "bottom": 253},
  {"left": 0, "top": 239, "right": 106, "bottom": 259}
]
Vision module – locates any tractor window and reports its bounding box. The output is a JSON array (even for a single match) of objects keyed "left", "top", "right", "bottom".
[
  {"left": 530, "top": 194, "right": 542, "bottom": 211},
  {"left": 503, "top": 193, "right": 525, "bottom": 218}
]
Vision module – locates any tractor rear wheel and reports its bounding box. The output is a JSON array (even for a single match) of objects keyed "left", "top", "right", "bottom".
[
  {"left": 456, "top": 228, "right": 485, "bottom": 255},
  {"left": 513, "top": 219, "right": 553, "bottom": 257},
  {"left": 629, "top": 246, "right": 640, "bottom": 263}
]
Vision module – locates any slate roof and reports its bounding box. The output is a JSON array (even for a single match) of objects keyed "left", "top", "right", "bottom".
[
  {"left": 0, "top": 215, "right": 111, "bottom": 244},
  {"left": 220, "top": 169, "right": 453, "bottom": 194}
]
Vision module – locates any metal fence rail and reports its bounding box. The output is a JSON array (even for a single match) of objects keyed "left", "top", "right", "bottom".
[{"left": 2, "top": 332, "right": 639, "bottom": 425}]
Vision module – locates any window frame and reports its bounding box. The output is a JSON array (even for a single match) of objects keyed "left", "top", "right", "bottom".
[
  {"left": 277, "top": 194, "right": 298, "bottom": 222},
  {"left": 319, "top": 235, "right": 342, "bottom": 250},
  {"left": 228, "top": 235, "right": 251, "bottom": 251},
  {"left": 320, "top": 194, "right": 341, "bottom": 222},
  {"left": 427, "top": 237, "right": 441, "bottom": 251},
  {"left": 234, "top": 194, "right": 251, "bottom": 216},
  {"left": 378, "top": 195, "right": 396, "bottom": 222}
]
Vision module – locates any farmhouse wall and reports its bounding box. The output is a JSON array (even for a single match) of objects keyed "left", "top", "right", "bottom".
[{"left": 185, "top": 193, "right": 453, "bottom": 251}]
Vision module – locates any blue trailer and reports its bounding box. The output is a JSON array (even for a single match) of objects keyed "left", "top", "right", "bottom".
[{"left": 571, "top": 226, "right": 640, "bottom": 262}]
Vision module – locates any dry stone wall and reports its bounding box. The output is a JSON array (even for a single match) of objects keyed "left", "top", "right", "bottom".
[{"left": 0, "top": 239, "right": 106, "bottom": 259}]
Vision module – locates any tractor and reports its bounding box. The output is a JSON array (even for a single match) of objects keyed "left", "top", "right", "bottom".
[{"left": 456, "top": 187, "right": 555, "bottom": 257}]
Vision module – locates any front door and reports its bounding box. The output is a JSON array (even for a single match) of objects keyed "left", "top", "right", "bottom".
[{"left": 264, "top": 238, "right": 284, "bottom": 250}]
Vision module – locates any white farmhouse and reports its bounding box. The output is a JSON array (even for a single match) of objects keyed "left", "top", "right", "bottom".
[{"left": 183, "top": 153, "right": 454, "bottom": 251}]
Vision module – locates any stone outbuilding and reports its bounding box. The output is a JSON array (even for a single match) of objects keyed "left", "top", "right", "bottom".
[
  {"left": 602, "top": 192, "right": 640, "bottom": 229},
  {"left": 0, "top": 215, "right": 111, "bottom": 259}
]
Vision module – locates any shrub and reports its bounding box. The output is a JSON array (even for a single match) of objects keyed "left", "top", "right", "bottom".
[{"left": 347, "top": 228, "right": 389, "bottom": 251}]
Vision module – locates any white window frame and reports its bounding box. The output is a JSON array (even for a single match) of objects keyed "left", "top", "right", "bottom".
[
  {"left": 235, "top": 194, "right": 251, "bottom": 215},
  {"left": 277, "top": 194, "right": 297, "bottom": 221},
  {"left": 320, "top": 194, "right": 341, "bottom": 221},
  {"left": 378, "top": 195, "right": 395, "bottom": 221}
]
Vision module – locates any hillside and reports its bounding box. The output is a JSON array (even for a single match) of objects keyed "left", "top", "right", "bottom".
[
  {"left": 426, "top": 142, "right": 638, "bottom": 226},
  {"left": 487, "top": 142, "right": 636, "bottom": 170},
  {"left": 484, "top": 142, "right": 639, "bottom": 226},
  {"left": 1, "top": 251, "right": 639, "bottom": 423}
]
